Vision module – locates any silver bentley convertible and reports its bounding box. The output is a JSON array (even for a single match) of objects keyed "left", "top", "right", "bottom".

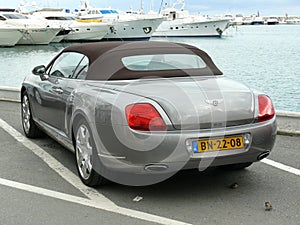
[{"left": 21, "top": 41, "right": 277, "bottom": 186}]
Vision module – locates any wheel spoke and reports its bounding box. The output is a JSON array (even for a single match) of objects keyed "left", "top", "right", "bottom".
[
  {"left": 22, "top": 95, "right": 31, "bottom": 133},
  {"left": 76, "top": 123, "right": 93, "bottom": 180}
]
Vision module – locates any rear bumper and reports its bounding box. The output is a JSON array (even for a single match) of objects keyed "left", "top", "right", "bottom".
[{"left": 92, "top": 117, "right": 276, "bottom": 185}]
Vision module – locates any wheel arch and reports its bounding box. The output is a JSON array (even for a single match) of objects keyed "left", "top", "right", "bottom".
[
  {"left": 21, "top": 86, "right": 26, "bottom": 97},
  {"left": 71, "top": 110, "right": 91, "bottom": 148}
]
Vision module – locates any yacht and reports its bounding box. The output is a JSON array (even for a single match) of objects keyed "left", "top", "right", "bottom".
[
  {"left": 232, "top": 14, "right": 244, "bottom": 25},
  {"left": 242, "top": 17, "right": 254, "bottom": 25},
  {"left": 0, "top": 22, "right": 23, "bottom": 46},
  {"left": 76, "top": 1, "right": 164, "bottom": 40},
  {"left": 252, "top": 16, "right": 264, "bottom": 25},
  {"left": 33, "top": 9, "right": 111, "bottom": 41},
  {"left": 286, "top": 18, "right": 300, "bottom": 24},
  {"left": 266, "top": 17, "right": 279, "bottom": 25},
  {"left": 0, "top": 10, "right": 61, "bottom": 44},
  {"left": 152, "top": 0, "right": 230, "bottom": 38}
]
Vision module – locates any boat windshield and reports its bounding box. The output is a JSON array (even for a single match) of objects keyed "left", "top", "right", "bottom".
[
  {"left": 45, "top": 16, "right": 76, "bottom": 20},
  {"left": 2, "top": 13, "right": 28, "bottom": 19},
  {"left": 122, "top": 54, "right": 206, "bottom": 71},
  {"left": 99, "top": 10, "right": 118, "bottom": 14}
]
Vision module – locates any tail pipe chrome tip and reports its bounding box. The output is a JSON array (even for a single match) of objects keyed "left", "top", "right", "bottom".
[
  {"left": 144, "top": 163, "right": 168, "bottom": 172},
  {"left": 257, "top": 151, "right": 270, "bottom": 161}
]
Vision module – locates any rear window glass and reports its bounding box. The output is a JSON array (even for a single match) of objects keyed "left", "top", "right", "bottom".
[{"left": 121, "top": 54, "right": 206, "bottom": 71}]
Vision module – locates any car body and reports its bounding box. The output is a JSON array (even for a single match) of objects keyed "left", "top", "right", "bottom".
[{"left": 21, "top": 41, "right": 277, "bottom": 186}]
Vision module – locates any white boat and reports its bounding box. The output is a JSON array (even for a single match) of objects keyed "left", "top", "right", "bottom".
[
  {"left": 252, "top": 16, "right": 264, "bottom": 25},
  {"left": 0, "top": 23, "right": 22, "bottom": 46},
  {"left": 232, "top": 14, "right": 244, "bottom": 26},
  {"left": 0, "top": 11, "right": 61, "bottom": 44},
  {"left": 33, "top": 9, "right": 111, "bottom": 41},
  {"left": 286, "top": 18, "right": 300, "bottom": 24},
  {"left": 77, "top": 1, "right": 164, "bottom": 40},
  {"left": 266, "top": 17, "right": 279, "bottom": 25},
  {"left": 152, "top": 0, "right": 230, "bottom": 38},
  {"left": 242, "top": 17, "right": 254, "bottom": 25}
]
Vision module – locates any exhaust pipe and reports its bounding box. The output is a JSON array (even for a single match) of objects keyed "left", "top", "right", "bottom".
[
  {"left": 144, "top": 164, "right": 168, "bottom": 172},
  {"left": 257, "top": 151, "right": 270, "bottom": 161}
]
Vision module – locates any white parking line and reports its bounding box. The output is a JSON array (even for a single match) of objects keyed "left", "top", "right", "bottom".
[
  {"left": 0, "top": 177, "right": 190, "bottom": 225},
  {"left": 0, "top": 118, "right": 115, "bottom": 206},
  {"left": 262, "top": 158, "right": 300, "bottom": 176},
  {"left": 0, "top": 118, "right": 191, "bottom": 225}
]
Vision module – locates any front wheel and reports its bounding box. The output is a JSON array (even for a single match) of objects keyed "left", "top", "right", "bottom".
[
  {"left": 74, "top": 118, "right": 106, "bottom": 187},
  {"left": 21, "top": 91, "right": 42, "bottom": 138}
]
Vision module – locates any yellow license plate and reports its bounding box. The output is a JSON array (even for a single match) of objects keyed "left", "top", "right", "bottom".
[{"left": 193, "top": 136, "right": 244, "bottom": 153}]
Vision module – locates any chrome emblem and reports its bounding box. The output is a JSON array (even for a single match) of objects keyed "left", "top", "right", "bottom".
[{"left": 205, "top": 99, "right": 223, "bottom": 106}]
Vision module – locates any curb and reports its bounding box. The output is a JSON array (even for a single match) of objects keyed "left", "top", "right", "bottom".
[
  {"left": 0, "top": 86, "right": 20, "bottom": 103},
  {"left": 276, "top": 110, "right": 300, "bottom": 118},
  {"left": 277, "top": 129, "right": 300, "bottom": 137}
]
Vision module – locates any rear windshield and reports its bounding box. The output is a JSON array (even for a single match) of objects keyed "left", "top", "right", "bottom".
[{"left": 121, "top": 54, "right": 206, "bottom": 71}]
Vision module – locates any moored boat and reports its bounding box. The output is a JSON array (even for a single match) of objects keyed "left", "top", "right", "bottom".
[
  {"left": 266, "top": 17, "right": 279, "bottom": 25},
  {"left": 76, "top": 1, "right": 164, "bottom": 41},
  {"left": 0, "top": 23, "right": 22, "bottom": 46},
  {"left": 152, "top": 0, "right": 230, "bottom": 38},
  {"left": 0, "top": 10, "right": 61, "bottom": 44},
  {"left": 33, "top": 9, "right": 111, "bottom": 41},
  {"left": 252, "top": 16, "right": 264, "bottom": 25},
  {"left": 286, "top": 18, "right": 300, "bottom": 24}
]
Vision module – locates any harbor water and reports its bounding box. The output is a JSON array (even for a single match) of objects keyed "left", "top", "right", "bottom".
[{"left": 0, "top": 25, "right": 299, "bottom": 112}]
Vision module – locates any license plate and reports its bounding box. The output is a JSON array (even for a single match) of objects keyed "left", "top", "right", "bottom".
[{"left": 193, "top": 136, "right": 244, "bottom": 153}]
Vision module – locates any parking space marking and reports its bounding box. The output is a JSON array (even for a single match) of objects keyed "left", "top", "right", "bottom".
[
  {"left": 0, "top": 118, "right": 115, "bottom": 206},
  {"left": 262, "top": 158, "right": 300, "bottom": 177},
  {"left": 0, "top": 177, "right": 191, "bottom": 225},
  {"left": 0, "top": 118, "right": 191, "bottom": 225},
  {"left": 0, "top": 177, "right": 102, "bottom": 208}
]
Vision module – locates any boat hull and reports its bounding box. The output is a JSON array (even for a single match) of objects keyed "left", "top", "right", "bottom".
[
  {"left": 64, "top": 23, "right": 110, "bottom": 41},
  {"left": 16, "top": 27, "right": 61, "bottom": 45},
  {"left": 152, "top": 19, "right": 229, "bottom": 37},
  {"left": 0, "top": 27, "right": 22, "bottom": 46},
  {"left": 103, "top": 18, "right": 164, "bottom": 40}
]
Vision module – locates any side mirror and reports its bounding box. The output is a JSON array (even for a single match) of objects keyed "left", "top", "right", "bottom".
[
  {"left": 32, "top": 65, "right": 46, "bottom": 75},
  {"left": 32, "top": 65, "right": 49, "bottom": 81}
]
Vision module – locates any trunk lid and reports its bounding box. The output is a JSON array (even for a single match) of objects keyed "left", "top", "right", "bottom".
[{"left": 110, "top": 76, "right": 255, "bottom": 130}]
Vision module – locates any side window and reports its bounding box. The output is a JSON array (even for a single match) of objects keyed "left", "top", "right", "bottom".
[
  {"left": 71, "top": 56, "right": 89, "bottom": 80},
  {"left": 48, "top": 52, "right": 87, "bottom": 78}
]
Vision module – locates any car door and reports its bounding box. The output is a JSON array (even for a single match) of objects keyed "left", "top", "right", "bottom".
[{"left": 33, "top": 52, "right": 88, "bottom": 132}]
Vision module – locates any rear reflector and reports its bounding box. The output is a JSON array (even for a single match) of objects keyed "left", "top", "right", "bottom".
[
  {"left": 125, "top": 103, "right": 166, "bottom": 131},
  {"left": 258, "top": 95, "right": 275, "bottom": 122}
]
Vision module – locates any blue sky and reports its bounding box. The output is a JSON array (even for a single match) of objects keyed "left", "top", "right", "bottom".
[{"left": 1, "top": 0, "right": 300, "bottom": 16}]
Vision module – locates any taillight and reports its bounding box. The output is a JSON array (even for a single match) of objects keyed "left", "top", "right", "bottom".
[
  {"left": 258, "top": 95, "right": 275, "bottom": 122},
  {"left": 125, "top": 103, "right": 166, "bottom": 131}
]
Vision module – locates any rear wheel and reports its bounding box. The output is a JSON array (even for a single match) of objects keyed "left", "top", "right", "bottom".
[
  {"left": 21, "top": 91, "right": 42, "bottom": 138},
  {"left": 74, "top": 118, "right": 106, "bottom": 187},
  {"left": 220, "top": 162, "right": 253, "bottom": 170}
]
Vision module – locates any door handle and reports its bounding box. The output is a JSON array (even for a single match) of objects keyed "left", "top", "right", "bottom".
[{"left": 52, "top": 87, "right": 63, "bottom": 94}]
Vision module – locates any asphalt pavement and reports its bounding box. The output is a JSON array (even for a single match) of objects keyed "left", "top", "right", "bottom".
[{"left": 0, "top": 101, "right": 299, "bottom": 225}]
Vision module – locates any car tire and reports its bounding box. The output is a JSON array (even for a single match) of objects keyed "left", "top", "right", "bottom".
[
  {"left": 74, "top": 118, "right": 106, "bottom": 187},
  {"left": 21, "top": 91, "right": 42, "bottom": 138},
  {"left": 220, "top": 162, "right": 253, "bottom": 170}
]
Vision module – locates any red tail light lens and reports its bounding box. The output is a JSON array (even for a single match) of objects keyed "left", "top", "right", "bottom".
[
  {"left": 125, "top": 103, "right": 167, "bottom": 131},
  {"left": 258, "top": 95, "right": 275, "bottom": 122}
]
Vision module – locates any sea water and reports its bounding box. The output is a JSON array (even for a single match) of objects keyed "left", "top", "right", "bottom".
[{"left": 0, "top": 25, "right": 299, "bottom": 112}]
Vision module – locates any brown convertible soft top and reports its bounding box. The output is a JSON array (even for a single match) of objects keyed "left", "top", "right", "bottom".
[{"left": 62, "top": 41, "right": 223, "bottom": 80}]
